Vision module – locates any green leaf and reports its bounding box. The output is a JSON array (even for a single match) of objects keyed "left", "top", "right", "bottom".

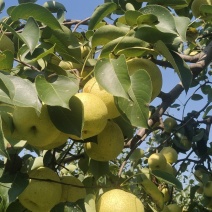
[
  {"left": 154, "top": 40, "right": 192, "bottom": 92},
  {"left": 9, "top": 76, "right": 41, "bottom": 112},
  {"left": 19, "top": 17, "right": 39, "bottom": 54},
  {"left": 35, "top": 75, "right": 79, "bottom": 109},
  {"left": 0, "top": 33, "right": 15, "bottom": 54},
  {"left": 43, "top": 1, "right": 66, "bottom": 13},
  {"left": 94, "top": 55, "right": 131, "bottom": 99},
  {"left": 0, "top": 73, "right": 15, "bottom": 99},
  {"left": 84, "top": 194, "right": 96, "bottom": 212},
  {"left": 0, "top": 116, "right": 9, "bottom": 158},
  {"left": 100, "top": 36, "right": 149, "bottom": 58},
  {"left": 116, "top": 69, "right": 151, "bottom": 128},
  {"left": 203, "top": 105, "right": 212, "bottom": 118},
  {"left": 8, "top": 172, "right": 29, "bottom": 203},
  {"left": 173, "top": 16, "right": 190, "bottom": 42},
  {"left": 151, "top": 169, "right": 183, "bottom": 190},
  {"left": 0, "top": 0, "right": 5, "bottom": 12},
  {"left": 124, "top": 10, "right": 142, "bottom": 26},
  {"left": 140, "top": 5, "right": 177, "bottom": 34},
  {"left": 89, "top": 159, "right": 109, "bottom": 180},
  {"left": 191, "top": 94, "right": 203, "bottom": 101},
  {"left": 11, "top": 3, "right": 62, "bottom": 30},
  {"left": 113, "top": 115, "right": 135, "bottom": 139},
  {"left": 32, "top": 44, "right": 55, "bottom": 61},
  {"left": 88, "top": 2, "right": 117, "bottom": 30},
  {"left": 0, "top": 181, "right": 9, "bottom": 211},
  {"left": 0, "top": 50, "right": 13, "bottom": 70},
  {"left": 5, "top": 200, "right": 26, "bottom": 212},
  {"left": 42, "top": 25, "right": 81, "bottom": 62},
  {"left": 47, "top": 96, "right": 83, "bottom": 137},
  {"left": 135, "top": 26, "right": 179, "bottom": 45},
  {"left": 92, "top": 25, "right": 132, "bottom": 47},
  {"left": 141, "top": 0, "right": 188, "bottom": 9},
  {"left": 137, "top": 14, "right": 158, "bottom": 26}
]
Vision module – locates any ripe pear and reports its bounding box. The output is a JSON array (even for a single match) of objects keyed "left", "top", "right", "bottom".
[
  {"left": 163, "top": 117, "right": 177, "bottom": 133},
  {"left": 84, "top": 121, "right": 124, "bottom": 161},
  {"left": 32, "top": 132, "right": 69, "bottom": 150},
  {"left": 83, "top": 77, "right": 120, "bottom": 119},
  {"left": 60, "top": 175, "right": 86, "bottom": 202},
  {"left": 164, "top": 163, "right": 175, "bottom": 175},
  {"left": 167, "top": 204, "right": 182, "bottom": 212},
  {"left": 148, "top": 153, "right": 167, "bottom": 170},
  {"left": 19, "top": 167, "right": 62, "bottom": 212},
  {"left": 127, "top": 58, "right": 162, "bottom": 101},
  {"left": 69, "top": 93, "right": 108, "bottom": 140},
  {"left": 160, "top": 147, "right": 178, "bottom": 164},
  {"left": 161, "top": 187, "right": 170, "bottom": 202},
  {"left": 12, "top": 105, "right": 62, "bottom": 149},
  {"left": 203, "top": 181, "right": 212, "bottom": 197},
  {"left": 96, "top": 189, "right": 144, "bottom": 212},
  {"left": 191, "top": 0, "right": 212, "bottom": 18}
]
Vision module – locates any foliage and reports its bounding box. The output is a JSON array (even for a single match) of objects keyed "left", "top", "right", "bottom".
[{"left": 0, "top": 0, "right": 211, "bottom": 211}]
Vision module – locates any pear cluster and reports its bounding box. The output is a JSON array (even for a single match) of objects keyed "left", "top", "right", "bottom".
[
  {"left": 3, "top": 77, "right": 124, "bottom": 162},
  {"left": 69, "top": 78, "right": 125, "bottom": 161},
  {"left": 3, "top": 104, "right": 70, "bottom": 150},
  {"left": 18, "top": 166, "right": 86, "bottom": 212},
  {"left": 148, "top": 147, "right": 178, "bottom": 175}
]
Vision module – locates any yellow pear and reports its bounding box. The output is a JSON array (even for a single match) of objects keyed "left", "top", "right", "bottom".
[
  {"left": 19, "top": 167, "right": 62, "bottom": 212},
  {"left": 69, "top": 93, "right": 108, "bottom": 140},
  {"left": 163, "top": 117, "right": 177, "bottom": 133},
  {"left": 12, "top": 105, "right": 62, "bottom": 149},
  {"left": 164, "top": 163, "right": 175, "bottom": 175},
  {"left": 148, "top": 153, "right": 167, "bottom": 170},
  {"left": 167, "top": 204, "right": 182, "bottom": 212},
  {"left": 127, "top": 58, "right": 162, "bottom": 101},
  {"left": 191, "top": 0, "right": 212, "bottom": 18},
  {"left": 60, "top": 175, "right": 86, "bottom": 202},
  {"left": 96, "top": 189, "right": 145, "bottom": 212},
  {"left": 203, "top": 181, "right": 212, "bottom": 197},
  {"left": 84, "top": 121, "right": 124, "bottom": 161},
  {"left": 160, "top": 147, "right": 178, "bottom": 164},
  {"left": 32, "top": 132, "right": 69, "bottom": 150},
  {"left": 83, "top": 77, "right": 120, "bottom": 119},
  {"left": 161, "top": 187, "right": 170, "bottom": 202}
]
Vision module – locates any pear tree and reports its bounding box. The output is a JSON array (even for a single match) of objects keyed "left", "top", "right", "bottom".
[{"left": 0, "top": 0, "right": 211, "bottom": 211}]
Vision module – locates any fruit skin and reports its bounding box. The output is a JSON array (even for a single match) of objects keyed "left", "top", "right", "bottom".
[
  {"left": 161, "top": 187, "right": 170, "bottom": 202},
  {"left": 69, "top": 93, "right": 108, "bottom": 140},
  {"left": 19, "top": 167, "right": 62, "bottom": 212},
  {"left": 60, "top": 175, "right": 86, "bottom": 202},
  {"left": 148, "top": 153, "right": 167, "bottom": 170},
  {"left": 167, "top": 204, "right": 181, "bottom": 212},
  {"left": 160, "top": 147, "right": 178, "bottom": 164},
  {"left": 96, "top": 189, "right": 144, "bottom": 212},
  {"left": 32, "top": 132, "right": 69, "bottom": 150},
  {"left": 203, "top": 181, "right": 212, "bottom": 197},
  {"left": 164, "top": 163, "right": 175, "bottom": 175},
  {"left": 163, "top": 117, "right": 177, "bottom": 133},
  {"left": 84, "top": 121, "right": 124, "bottom": 161},
  {"left": 12, "top": 105, "right": 62, "bottom": 149},
  {"left": 191, "top": 0, "right": 212, "bottom": 18},
  {"left": 127, "top": 58, "right": 162, "bottom": 101},
  {"left": 83, "top": 77, "right": 120, "bottom": 119}
]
